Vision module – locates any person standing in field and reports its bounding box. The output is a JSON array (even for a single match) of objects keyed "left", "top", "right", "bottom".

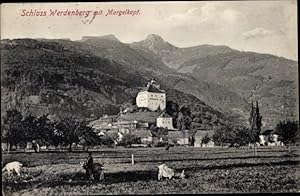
[
  {"left": 32, "top": 140, "right": 40, "bottom": 152},
  {"left": 86, "top": 152, "right": 94, "bottom": 180},
  {"left": 86, "top": 152, "right": 94, "bottom": 167}
]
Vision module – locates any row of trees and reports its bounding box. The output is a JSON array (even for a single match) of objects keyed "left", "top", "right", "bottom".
[
  {"left": 275, "top": 120, "right": 299, "bottom": 152},
  {"left": 1, "top": 110, "right": 101, "bottom": 152},
  {"left": 210, "top": 120, "right": 299, "bottom": 150},
  {"left": 212, "top": 125, "right": 259, "bottom": 147},
  {"left": 208, "top": 101, "right": 299, "bottom": 154}
]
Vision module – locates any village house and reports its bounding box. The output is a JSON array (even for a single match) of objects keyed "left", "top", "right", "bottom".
[
  {"left": 168, "top": 130, "right": 189, "bottom": 145},
  {"left": 156, "top": 112, "right": 175, "bottom": 130},
  {"left": 131, "top": 129, "right": 153, "bottom": 145},
  {"left": 193, "top": 130, "right": 215, "bottom": 147},
  {"left": 259, "top": 129, "right": 283, "bottom": 146},
  {"left": 116, "top": 120, "right": 139, "bottom": 134},
  {"left": 88, "top": 114, "right": 119, "bottom": 132},
  {"left": 168, "top": 129, "right": 215, "bottom": 147}
]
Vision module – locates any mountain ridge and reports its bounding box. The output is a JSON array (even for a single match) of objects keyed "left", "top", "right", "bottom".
[
  {"left": 1, "top": 38, "right": 230, "bottom": 129},
  {"left": 129, "top": 34, "right": 298, "bottom": 128},
  {"left": 1, "top": 34, "right": 297, "bottom": 128}
]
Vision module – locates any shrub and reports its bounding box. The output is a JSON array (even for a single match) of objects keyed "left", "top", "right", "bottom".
[{"left": 118, "top": 133, "right": 141, "bottom": 147}]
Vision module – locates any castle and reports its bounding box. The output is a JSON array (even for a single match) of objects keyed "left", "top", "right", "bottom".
[{"left": 136, "top": 79, "right": 166, "bottom": 112}]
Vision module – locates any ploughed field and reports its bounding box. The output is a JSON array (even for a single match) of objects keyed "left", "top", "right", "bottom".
[{"left": 2, "top": 146, "right": 299, "bottom": 195}]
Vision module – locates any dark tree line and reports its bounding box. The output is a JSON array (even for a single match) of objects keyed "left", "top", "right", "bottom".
[
  {"left": 2, "top": 109, "right": 100, "bottom": 152},
  {"left": 211, "top": 101, "right": 262, "bottom": 151},
  {"left": 276, "top": 120, "right": 299, "bottom": 152},
  {"left": 212, "top": 124, "right": 254, "bottom": 147},
  {"left": 210, "top": 101, "right": 299, "bottom": 154}
]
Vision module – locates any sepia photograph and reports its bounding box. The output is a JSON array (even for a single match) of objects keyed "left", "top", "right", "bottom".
[{"left": 1, "top": 1, "right": 299, "bottom": 195}]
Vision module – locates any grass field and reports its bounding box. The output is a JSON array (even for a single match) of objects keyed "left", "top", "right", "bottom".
[{"left": 2, "top": 146, "right": 299, "bottom": 195}]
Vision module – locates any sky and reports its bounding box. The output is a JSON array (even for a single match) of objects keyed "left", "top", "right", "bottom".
[{"left": 1, "top": 1, "right": 298, "bottom": 60}]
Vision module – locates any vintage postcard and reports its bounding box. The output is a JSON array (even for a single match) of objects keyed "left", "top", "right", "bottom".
[{"left": 1, "top": 1, "right": 299, "bottom": 195}]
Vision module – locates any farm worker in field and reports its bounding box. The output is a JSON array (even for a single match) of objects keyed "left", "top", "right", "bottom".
[
  {"left": 86, "top": 152, "right": 94, "bottom": 180},
  {"left": 86, "top": 152, "right": 94, "bottom": 167},
  {"left": 32, "top": 140, "right": 40, "bottom": 153}
]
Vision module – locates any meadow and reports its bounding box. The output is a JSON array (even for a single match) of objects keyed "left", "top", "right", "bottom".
[{"left": 2, "top": 146, "right": 299, "bottom": 195}]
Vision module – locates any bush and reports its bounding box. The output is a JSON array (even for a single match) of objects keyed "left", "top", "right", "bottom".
[
  {"left": 118, "top": 134, "right": 141, "bottom": 147},
  {"left": 153, "top": 141, "right": 168, "bottom": 147},
  {"left": 99, "top": 137, "right": 115, "bottom": 147}
]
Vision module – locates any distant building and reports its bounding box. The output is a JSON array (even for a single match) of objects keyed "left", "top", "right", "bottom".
[
  {"left": 88, "top": 114, "right": 119, "bottom": 132},
  {"left": 156, "top": 112, "right": 174, "bottom": 130},
  {"left": 259, "top": 129, "right": 284, "bottom": 146},
  {"left": 193, "top": 130, "right": 215, "bottom": 147},
  {"left": 168, "top": 130, "right": 189, "bottom": 145},
  {"left": 168, "top": 129, "right": 215, "bottom": 147},
  {"left": 132, "top": 129, "right": 153, "bottom": 144},
  {"left": 118, "top": 111, "right": 160, "bottom": 128},
  {"left": 136, "top": 79, "right": 166, "bottom": 112}
]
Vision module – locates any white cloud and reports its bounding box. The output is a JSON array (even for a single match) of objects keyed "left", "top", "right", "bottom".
[
  {"left": 242, "top": 27, "right": 274, "bottom": 39},
  {"left": 164, "top": 3, "right": 241, "bottom": 27},
  {"left": 165, "top": 7, "right": 203, "bottom": 24}
]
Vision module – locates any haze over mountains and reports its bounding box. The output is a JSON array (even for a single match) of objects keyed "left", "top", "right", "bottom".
[{"left": 1, "top": 34, "right": 298, "bottom": 129}]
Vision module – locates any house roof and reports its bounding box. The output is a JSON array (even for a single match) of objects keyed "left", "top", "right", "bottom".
[
  {"left": 168, "top": 130, "right": 214, "bottom": 139},
  {"left": 158, "top": 112, "right": 171, "bottom": 118},
  {"left": 102, "top": 130, "right": 119, "bottom": 139},
  {"left": 194, "top": 130, "right": 215, "bottom": 137},
  {"left": 260, "top": 129, "right": 277, "bottom": 135},
  {"left": 168, "top": 130, "right": 189, "bottom": 139},
  {"left": 117, "top": 120, "right": 138, "bottom": 125},
  {"left": 132, "top": 129, "right": 152, "bottom": 138},
  {"left": 92, "top": 123, "right": 112, "bottom": 130},
  {"left": 117, "top": 111, "right": 160, "bottom": 123},
  {"left": 88, "top": 114, "right": 119, "bottom": 127}
]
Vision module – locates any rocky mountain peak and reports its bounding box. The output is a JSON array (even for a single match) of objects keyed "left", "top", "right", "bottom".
[
  {"left": 81, "top": 34, "right": 120, "bottom": 42},
  {"left": 136, "top": 34, "right": 177, "bottom": 53},
  {"left": 101, "top": 34, "right": 120, "bottom": 41},
  {"left": 145, "top": 34, "right": 165, "bottom": 43}
]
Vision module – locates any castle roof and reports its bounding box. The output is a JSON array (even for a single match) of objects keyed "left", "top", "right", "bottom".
[
  {"left": 142, "top": 85, "right": 165, "bottom": 93},
  {"left": 158, "top": 112, "right": 171, "bottom": 118}
]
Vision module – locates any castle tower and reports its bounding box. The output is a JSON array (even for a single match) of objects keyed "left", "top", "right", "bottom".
[{"left": 136, "top": 79, "right": 166, "bottom": 111}]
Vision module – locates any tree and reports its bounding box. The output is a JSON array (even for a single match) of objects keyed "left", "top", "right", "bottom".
[
  {"left": 212, "top": 127, "right": 226, "bottom": 147},
  {"left": 249, "top": 101, "right": 262, "bottom": 156},
  {"left": 177, "top": 107, "right": 192, "bottom": 143},
  {"left": 212, "top": 124, "right": 235, "bottom": 147},
  {"left": 212, "top": 124, "right": 252, "bottom": 148},
  {"left": 176, "top": 111, "right": 185, "bottom": 132},
  {"left": 78, "top": 121, "right": 100, "bottom": 150},
  {"left": 166, "top": 101, "right": 179, "bottom": 128},
  {"left": 118, "top": 133, "right": 141, "bottom": 147},
  {"left": 55, "top": 118, "right": 99, "bottom": 151},
  {"left": 276, "top": 120, "right": 299, "bottom": 153},
  {"left": 35, "top": 115, "right": 55, "bottom": 147},
  {"left": 2, "top": 110, "right": 25, "bottom": 150},
  {"left": 234, "top": 126, "right": 252, "bottom": 147},
  {"left": 22, "top": 114, "right": 56, "bottom": 151},
  {"left": 22, "top": 114, "right": 39, "bottom": 150},
  {"left": 55, "top": 117, "right": 84, "bottom": 151},
  {"left": 201, "top": 134, "right": 211, "bottom": 146}
]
